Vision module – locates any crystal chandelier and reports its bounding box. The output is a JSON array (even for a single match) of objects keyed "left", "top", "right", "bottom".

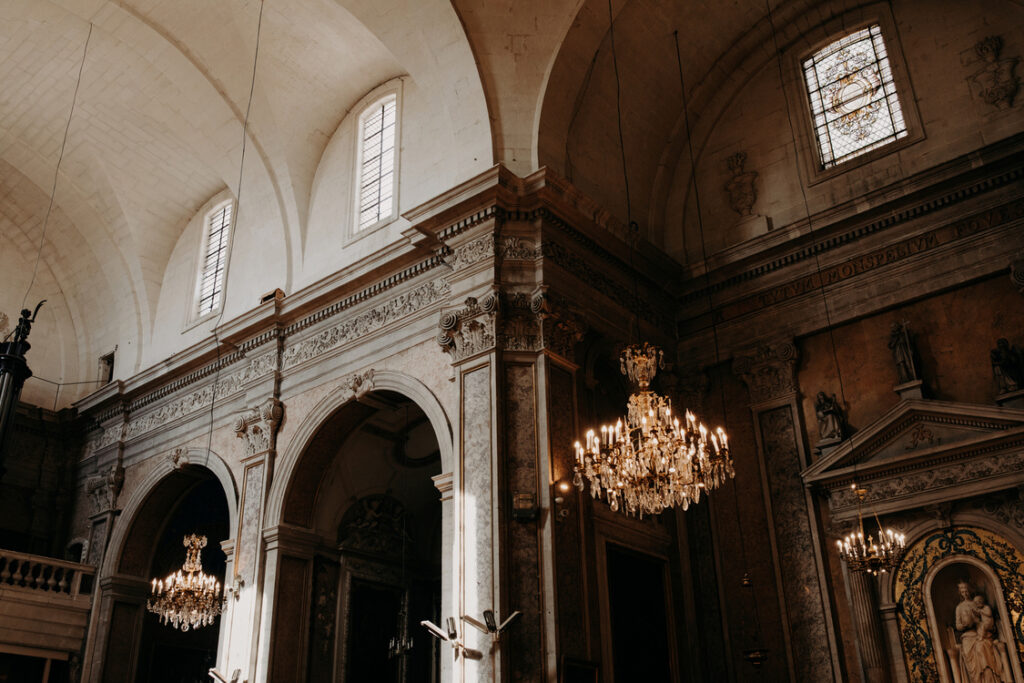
[
  {"left": 147, "top": 534, "right": 225, "bottom": 631},
  {"left": 836, "top": 484, "right": 906, "bottom": 575},
  {"left": 573, "top": 343, "right": 734, "bottom": 516}
]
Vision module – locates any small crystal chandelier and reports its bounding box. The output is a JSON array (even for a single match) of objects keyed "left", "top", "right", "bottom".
[
  {"left": 573, "top": 343, "right": 734, "bottom": 516},
  {"left": 147, "top": 534, "right": 225, "bottom": 631},
  {"left": 836, "top": 484, "right": 906, "bottom": 575}
]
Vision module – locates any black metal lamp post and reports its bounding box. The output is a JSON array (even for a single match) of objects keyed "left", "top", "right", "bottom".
[{"left": 0, "top": 301, "right": 44, "bottom": 479}]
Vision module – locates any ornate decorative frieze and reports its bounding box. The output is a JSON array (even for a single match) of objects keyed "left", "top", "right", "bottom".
[
  {"left": 234, "top": 398, "right": 284, "bottom": 458},
  {"left": 85, "top": 464, "right": 124, "bottom": 515},
  {"left": 538, "top": 240, "right": 668, "bottom": 329},
  {"left": 283, "top": 279, "right": 450, "bottom": 370},
  {"left": 447, "top": 234, "right": 496, "bottom": 270},
  {"left": 732, "top": 341, "right": 799, "bottom": 404},
  {"left": 498, "top": 236, "right": 541, "bottom": 261},
  {"left": 828, "top": 450, "right": 1024, "bottom": 516}
]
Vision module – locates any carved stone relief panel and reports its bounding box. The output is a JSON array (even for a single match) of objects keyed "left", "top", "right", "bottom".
[
  {"left": 965, "top": 35, "right": 1020, "bottom": 110},
  {"left": 733, "top": 341, "right": 799, "bottom": 405}
]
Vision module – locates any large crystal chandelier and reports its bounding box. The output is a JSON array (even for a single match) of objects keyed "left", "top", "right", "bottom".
[
  {"left": 573, "top": 343, "right": 734, "bottom": 516},
  {"left": 836, "top": 484, "right": 906, "bottom": 575},
  {"left": 148, "top": 534, "right": 224, "bottom": 631}
]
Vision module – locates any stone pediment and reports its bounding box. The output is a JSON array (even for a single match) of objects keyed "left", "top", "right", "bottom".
[{"left": 801, "top": 399, "right": 1024, "bottom": 522}]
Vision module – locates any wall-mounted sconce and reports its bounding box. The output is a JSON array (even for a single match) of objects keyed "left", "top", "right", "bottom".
[
  {"left": 462, "top": 609, "right": 522, "bottom": 643},
  {"left": 512, "top": 491, "right": 538, "bottom": 522},
  {"left": 421, "top": 617, "right": 482, "bottom": 659},
  {"left": 553, "top": 481, "right": 572, "bottom": 523}
]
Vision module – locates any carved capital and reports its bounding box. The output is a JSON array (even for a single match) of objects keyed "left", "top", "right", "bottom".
[
  {"left": 437, "top": 295, "right": 498, "bottom": 362},
  {"left": 85, "top": 464, "right": 124, "bottom": 515},
  {"left": 234, "top": 397, "right": 284, "bottom": 458},
  {"left": 732, "top": 341, "right": 799, "bottom": 404}
]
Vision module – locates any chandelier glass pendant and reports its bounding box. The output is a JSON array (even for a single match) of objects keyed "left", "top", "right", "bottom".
[
  {"left": 573, "top": 343, "right": 735, "bottom": 516},
  {"left": 836, "top": 484, "right": 906, "bottom": 575},
  {"left": 147, "top": 534, "right": 224, "bottom": 631}
]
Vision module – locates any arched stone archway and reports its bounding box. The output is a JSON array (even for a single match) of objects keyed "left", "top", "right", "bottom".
[
  {"left": 260, "top": 376, "right": 454, "bottom": 683},
  {"left": 82, "top": 453, "right": 236, "bottom": 683}
]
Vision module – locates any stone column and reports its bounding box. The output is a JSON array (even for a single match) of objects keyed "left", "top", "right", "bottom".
[
  {"left": 733, "top": 341, "right": 839, "bottom": 683},
  {"left": 433, "top": 472, "right": 456, "bottom": 683},
  {"left": 223, "top": 397, "right": 283, "bottom": 681},
  {"left": 845, "top": 568, "right": 890, "bottom": 683},
  {"left": 437, "top": 289, "right": 500, "bottom": 683}
]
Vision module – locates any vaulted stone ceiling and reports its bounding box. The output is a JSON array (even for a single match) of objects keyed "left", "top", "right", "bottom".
[{"left": 0, "top": 0, "right": 486, "bottom": 404}]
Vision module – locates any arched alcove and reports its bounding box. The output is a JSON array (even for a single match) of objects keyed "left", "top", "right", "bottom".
[
  {"left": 269, "top": 387, "right": 446, "bottom": 682},
  {"left": 90, "top": 462, "right": 233, "bottom": 683}
]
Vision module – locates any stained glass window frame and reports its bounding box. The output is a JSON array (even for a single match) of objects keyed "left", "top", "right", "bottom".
[{"left": 802, "top": 24, "right": 909, "bottom": 169}]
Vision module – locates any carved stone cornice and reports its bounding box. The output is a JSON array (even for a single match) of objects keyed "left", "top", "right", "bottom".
[
  {"left": 732, "top": 341, "right": 799, "bottom": 405},
  {"left": 234, "top": 398, "right": 284, "bottom": 459}
]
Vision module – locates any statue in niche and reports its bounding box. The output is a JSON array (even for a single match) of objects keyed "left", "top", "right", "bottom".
[
  {"left": 724, "top": 151, "right": 758, "bottom": 217},
  {"left": 814, "top": 391, "right": 844, "bottom": 441},
  {"left": 968, "top": 36, "right": 1020, "bottom": 110},
  {"left": 888, "top": 321, "right": 920, "bottom": 385},
  {"left": 990, "top": 338, "right": 1024, "bottom": 394},
  {"left": 952, "top": 581, "right": 1013, "bottom": 683}
]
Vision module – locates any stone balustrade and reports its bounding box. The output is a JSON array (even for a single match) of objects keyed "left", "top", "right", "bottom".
[{"left": 0, "top": 549, "right": 94, "bottom": 598}]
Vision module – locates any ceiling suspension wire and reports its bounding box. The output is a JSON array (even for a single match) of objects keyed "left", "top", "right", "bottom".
[
  {"left": 672, "top": 28, "right": 763, "bottom": 648},
  {"left": 203, "top": 0, "right": 266, "bottom": 470},
  {"left": 15, "top": 23, "right": 93, "bottom": 316}
]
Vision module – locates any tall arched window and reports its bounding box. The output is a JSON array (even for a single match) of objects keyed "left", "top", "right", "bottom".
[
  {"left": 355, "top": 93, "right": 398, "bottom": 231},
  {"left": 802, "top": 25, "right": 908, "bottom": 169},
  {"left": 196, "top": 200, "right": 233, "bottom": 317}
]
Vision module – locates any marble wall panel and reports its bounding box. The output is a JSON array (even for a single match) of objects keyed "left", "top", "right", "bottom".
[
  {"left": 759, "top": 405, "right": 834, "bottom": 682},
  {"left": 505, "top": 363, "right": 542, "bottom": 680},
  {"left": 461, "top": 365, "right": 493, "bottom": 678},
  {"left": 236, "top": 462, "right": 264, "bottom": 584}
]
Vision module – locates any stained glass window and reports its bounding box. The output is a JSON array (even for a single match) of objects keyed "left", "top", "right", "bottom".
[
  {"left": 197, "top": 201, "right": 232, "bottom": 316},
  {"left": 357, "top": 94, "right": 397, "bottom": 231},
  {"left": 803, "top": 25, "right": 907, "bottom": 168}
]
